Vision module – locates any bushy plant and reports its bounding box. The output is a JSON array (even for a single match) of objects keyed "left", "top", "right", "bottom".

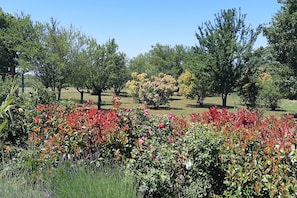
[
  {"left": 139, "top": 73, "right": 178, "bottom": 108},
  {"left": 126, "top": 109, "right": 224, "bottom": 197},
  {"left": 126, "top": 72, "right": 148, "bottom": 102},
  {"left": 191, "top": 106, "right": 297, "bottom": 197}
]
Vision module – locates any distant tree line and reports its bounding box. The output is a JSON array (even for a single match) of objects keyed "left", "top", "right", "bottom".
[{"left": 0, "top": 0, "right": 296, "bottom": 110}]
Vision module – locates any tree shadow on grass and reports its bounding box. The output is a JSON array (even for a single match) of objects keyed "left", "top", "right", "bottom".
[
  {"left": 150, "top": 106, "right": 184, "bottom": 111},
  {"left": 186, "top": 103, "right": 235, "bottom": 109}
]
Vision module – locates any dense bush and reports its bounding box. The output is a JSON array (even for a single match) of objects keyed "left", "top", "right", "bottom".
[
  {"left": 126, "top": 109, "right": 224, "bottom": 197},
  {"left": 139, "top": 73, "right": 178, "bottom": 108},
  {"left": 126, "top": 72, "right": 148, "bottom": 102},
  {"left": 191, "top": 106, "right": 297, "bottom": 197}
]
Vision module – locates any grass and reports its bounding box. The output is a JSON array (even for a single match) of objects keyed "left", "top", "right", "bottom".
[
  {"left": 0, "top": 161, "right": 140, "bottom": 198},
  {"left": 48, "top": 161, "right": 141, "bottom": 198},
  {"left": 56, "top": 87, "right": 297, "bottom": 118}
]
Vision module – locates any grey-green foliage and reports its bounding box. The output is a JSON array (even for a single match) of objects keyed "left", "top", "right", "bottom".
[
  {"left": 194, "top": 8, "right": 260, "bottom": 108},
  {"left": 49, "top": 161, "right": 140, "bottom": 198}
]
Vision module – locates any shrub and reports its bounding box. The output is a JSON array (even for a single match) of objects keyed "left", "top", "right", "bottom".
[
  {"left": 126, "top": 72, "right": 148, "bottom": 102},
  {"left": 191, "top": 106, "right": 297, "bottom": 197},
  {"left": 139, "top": 73, "right": 178, "bottom": 108},
  {"left": 127, "top": 109, "right": 224, "bottom": 197}
]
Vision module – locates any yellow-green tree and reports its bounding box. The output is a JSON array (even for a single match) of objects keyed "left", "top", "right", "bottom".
[{"left": 177, "top": 70, "right": 196, "bottom": 97}]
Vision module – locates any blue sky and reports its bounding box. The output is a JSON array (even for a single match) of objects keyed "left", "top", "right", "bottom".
[{"left": 0, "top": 1, "right": 280, "bottom": 59}]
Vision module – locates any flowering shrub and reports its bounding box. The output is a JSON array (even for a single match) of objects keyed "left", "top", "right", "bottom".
[
  {"left": 191, "top": 106, "right": 297, "bottom": 197},
  {"left": 126, "top": 108, "right": 224, "bottom": 197},
  {"left": 27, "top": 102, "right": 128, "bottom": 169},
  {"left": 139, "top": 73, "right": 178, "bottom": 108},
  {"left": 126, "top": 72, "right": 148, "bottom": 102}
]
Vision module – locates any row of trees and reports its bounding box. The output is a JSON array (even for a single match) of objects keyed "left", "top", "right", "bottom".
[{"left": 1, "top": 0, "right": 296, "bottom": 110}]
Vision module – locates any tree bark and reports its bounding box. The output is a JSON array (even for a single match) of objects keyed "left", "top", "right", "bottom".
[
  {"left": 222, "top": 94, "right": 227, "bottom": 108},
  {"left": 97, "top": 89, "right": 102, "bottom": 110},
  {"left": 57, "top": 87, "right": 62, "bottom": 101}
]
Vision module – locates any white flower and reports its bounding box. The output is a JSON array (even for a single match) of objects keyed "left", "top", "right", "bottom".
[{"left": 185, "top": 160, "right": 193, "bottom": 170}]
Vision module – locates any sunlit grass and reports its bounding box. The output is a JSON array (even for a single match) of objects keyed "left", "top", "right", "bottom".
[
  {"left": 23, "top": 87, "right": 297, "bottom": 118},
  {"left": 49, "top": 162, "right": 141, "bottom": 198}
]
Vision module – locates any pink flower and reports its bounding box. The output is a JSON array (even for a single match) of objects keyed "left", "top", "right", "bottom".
[
  {"left": 144, "top": 109, "right": 149, "bottom": 117},
  {"left": 168, "top": 137, "right": 174, "bottom": 143},
  {"left": 139, "top": 137, "right": 145, "bottom": 145},
  {"left": 158, "top": 122, "right": 166, "bottom": 129},
  {"left": 168, "top": 113, "right": 174, "bottom": 120},
  {"left": 126, "top": 108, "right": 131, "bottom": 112},
  {"left": 151, "top": 154, "right": 156, "bottom": 159}
]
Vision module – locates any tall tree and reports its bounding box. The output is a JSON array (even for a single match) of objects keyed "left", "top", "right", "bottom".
[
  {"left": 194, "top": 8, "right": 259, "bottom": 107},
  {"left": 33, "top": 19, "right": 75, "bottom": 100},
  {"left": 264, "top": 0, "right": 297, "bottom": 74}
]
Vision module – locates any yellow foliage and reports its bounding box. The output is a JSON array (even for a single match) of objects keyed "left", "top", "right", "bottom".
[{"left": 178, "top": 70, "right": 196, "bottom": 96}]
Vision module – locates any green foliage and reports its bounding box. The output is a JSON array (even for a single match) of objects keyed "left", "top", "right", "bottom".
[
  {"left": 127, "top": 111, "right": 224, "bottom": 197},
  {"left": 257, "top": 74, "right": 282, "bottom": 110},
  {"left": 87, "top": 38, "right": 126, "bottom": 109},
  {"left": 194, "top": 8, "right": 260, "bottom": 107},
  {"left": 191, "top": 107, "right": 297, "bottom": 197},
  {"left": 139, "top": 73, "right": 178, "bottom": 108},
  {"left": 264, "top": 0, "right": 297, "bottom": 74},
  {"left": 148, "top": 44, "right": 187, "bottom": 79}
]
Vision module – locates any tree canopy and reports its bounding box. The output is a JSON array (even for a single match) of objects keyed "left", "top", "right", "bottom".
[{"left": 194, "top": 8, "right": 260, "bottom": 107}]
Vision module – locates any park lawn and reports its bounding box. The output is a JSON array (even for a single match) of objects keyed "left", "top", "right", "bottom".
[{"left": 58, "top": 87, "right": 297, "bottom": 118}]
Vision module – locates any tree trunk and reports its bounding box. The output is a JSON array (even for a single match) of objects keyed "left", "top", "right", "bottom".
[
  {"left": 57, "top": 87, "right": 62, "bottom": 101},
  {"left": 77, "top": 88, "right": 84, "bottom": 104},
  {"left": 97, "top": 89, "right": 102, "bottom": 110},
  {"left": 114, "top": 89, "right": 120, "bottom": 96},
  {"left": 197, "top": 95, "right": 204, "bottom": 107},
  {"left": 80, "top": 91, "right": 84, "bottom": 104},
  {"left": 222, "top": 94, "right": 227, "bottom": 108}
]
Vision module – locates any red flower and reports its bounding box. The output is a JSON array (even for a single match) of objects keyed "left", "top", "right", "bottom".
[{"left": 158, "top": 122, "right": 166, "bottom": 129}]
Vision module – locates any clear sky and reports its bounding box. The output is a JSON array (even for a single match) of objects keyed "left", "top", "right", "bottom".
[{"left": 0, "top": 0, "right": 280, "bottom": 59}]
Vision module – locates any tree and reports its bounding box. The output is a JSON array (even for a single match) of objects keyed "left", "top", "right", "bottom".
[
  {"left": 182, "top": 51, "right": 213, "bottom": 107},
  {"left": 178, "top": 70, "right": 196, "bottom": 97},
  {"left": 68, "top": 32, "right": 90, "bottom": 104},
  {"left": 264, "top": 0, "right": 297, "bottom": 74},
  {"left": 194, "top": 8, "right": 259, "bottom": 107},
  {"left": 127, "top": 53, "right": 154, "bottom": 76},
  {"left": 0, "top": 9, "right": 17, "bottom": 77},
  {"left": 87, "top": 38, "right": 125, "bottom": 109},
  {"left": 148, "top": 44, "right": 187, "bottom": 79},
  {"left": 33, "top": 18, "right": 72, "bottom": 100},
  {"left": 109, "top": 52, "right": 128, "bottom": 96}
]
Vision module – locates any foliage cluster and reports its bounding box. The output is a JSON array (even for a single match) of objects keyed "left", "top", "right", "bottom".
[
  {"left": 126, "top": 72, "right": 177, "bottom": 108},
  {"left": 191, "top": 106, "right": 297, "bottom": 197}
]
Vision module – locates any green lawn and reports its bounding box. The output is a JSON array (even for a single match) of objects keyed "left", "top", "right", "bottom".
[{"left": 56, "top": 87, "right": 297, "bottom": 118}]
